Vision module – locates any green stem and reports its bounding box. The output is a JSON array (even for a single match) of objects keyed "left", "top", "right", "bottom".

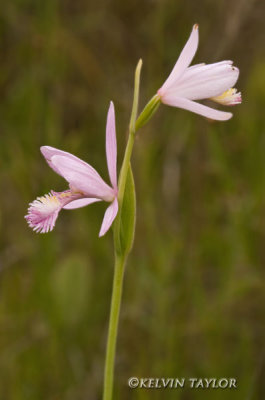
[
  {"left": 114, "top": 59, "right": 142, "bottom": 253},
  {"left": 102, "top": 60, "right": 142, "bottom": 400},
  {"left": 120, "top": 59, "right": 142, "bottom": 200},
  {"left": 117, "top": 133, "right": 135, "bottom": 207},
  {"left": 103, "top": 253, "right": 126, "bottom": 400}
]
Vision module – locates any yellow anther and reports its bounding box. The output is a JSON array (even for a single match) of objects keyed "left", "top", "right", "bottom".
[{"left": 211, "top": 88, "right": 241, "bottom": 106}]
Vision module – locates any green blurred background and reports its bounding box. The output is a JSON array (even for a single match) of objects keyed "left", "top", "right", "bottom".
[{"left": 0, "top": 0, "right": 265, "bottom": 399}]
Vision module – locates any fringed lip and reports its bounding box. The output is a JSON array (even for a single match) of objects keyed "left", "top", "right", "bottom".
[{"left": 25, "top": 190, "right": 81, "bottom": 233}]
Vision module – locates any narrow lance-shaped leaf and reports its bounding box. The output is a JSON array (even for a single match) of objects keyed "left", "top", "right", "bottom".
[{"left": 119, "top": 164, "right": 136, "bottom": 255}]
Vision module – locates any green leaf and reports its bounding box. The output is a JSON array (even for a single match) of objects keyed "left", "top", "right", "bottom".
[
  {"left": 129, "top": 59, "right": 142, "bottom": 133},
  {"left": 119, "top": 164, "right": 136, "bottom": 255}
]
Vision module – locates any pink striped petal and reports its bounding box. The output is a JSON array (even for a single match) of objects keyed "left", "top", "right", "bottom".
[
  {"left": 63, "top": 198, "right": 101, "bottom": 209},
  {"left": 41, "top": 146, "right": 101, "bottom": 178},
  {"left": 106, "top": 102, "right": 117, "bottom": 189},
  {"left": 169, "top": 63, "right": 239, "bottom": 100},
  {"left": 99, "top": 197, "right": 118, "bottom": 237},
  {"left": 177, "top": 61, "right": 233, "bottom": 85},
  {"left": 51, "top": 155, "right": 115, "bottom": 201},
  {"left": 162, "top": 96, "right": 232, "bottom": 121},
  {"left": 160, "top": 24, "right": 199, "bottom": 93}
]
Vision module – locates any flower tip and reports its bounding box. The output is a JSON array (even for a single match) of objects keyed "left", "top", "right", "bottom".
[
  {"left": 136, "top": 58, "right": 143, "bottom": 73},
  {"left": 40, "top": 146, "right": 48, "bottom": 155},
  {"left": 40, "top": 145, "right": 53, "bottom": 161},
  {"left": 98, "top": 223, "right": 108, "bottom": 238},
  {"left": 194, "top": 23, "right": 199, "bottom": 30}
]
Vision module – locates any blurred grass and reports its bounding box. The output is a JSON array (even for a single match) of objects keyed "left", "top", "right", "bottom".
[{"left": 0, "top": 0, "right": 265, "bottom": 399}]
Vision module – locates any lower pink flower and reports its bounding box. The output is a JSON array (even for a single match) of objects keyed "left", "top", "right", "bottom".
[{"left": 25, "top": 102, "right": 118, "bottom": 237}]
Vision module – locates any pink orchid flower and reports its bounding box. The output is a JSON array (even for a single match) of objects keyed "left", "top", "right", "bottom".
[
  {"left": 157, "top": 24, "right": 241, "bottom": 121},
  {"left": 25, "top": 102, "right": 118, "bottom": 237}
]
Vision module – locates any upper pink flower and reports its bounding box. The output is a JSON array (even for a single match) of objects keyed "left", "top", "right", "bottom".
[
  {"left": 157, "top": 24, "right": 241, "bottom": 121},
  {"left": 25, "top": 102, "right": 118, "bottom": 237}
]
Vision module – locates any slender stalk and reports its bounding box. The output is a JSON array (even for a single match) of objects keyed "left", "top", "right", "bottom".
[
  {"left": 103, "top": 253, "right": 126, "bottom": 400},
  {"left": 119, "top": 59, "right": 142, "bottom": 201},
  {"left": 102, "top": 60, "right": 142, "bottom": 400},
  {"left": 114, "top": 59, "right": 142, "bottom": 253},
  {"left": 117, "top": 133, "right": 135, "bottom": 206}
]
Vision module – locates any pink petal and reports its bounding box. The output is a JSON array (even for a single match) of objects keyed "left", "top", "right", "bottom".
[
  {"left": 99, "top": 197, "right": 118, "bottom": 237},
  {"left": 63, "top": 198, "right": 101, "bottom": 209},
  {"left": 160, "top": 24, "right": 199, "bottom": 93},
  {"left": 178, "top": 61, "right": 233, "bottom": 83},
  {"left": 106, "top": 102, "right": 117, "bottom": 189},
  {"left": 41, "top": 146, "right": 98, "bottom": 178},
  {"left": 51, "top": 155, "right": 115, "bottom": 202},
  {"left": 162, "top": 96, "right": 232, "bottom": 121},
  {"left": 169, "top": 62, "right": 239, "bottom": 100}
]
